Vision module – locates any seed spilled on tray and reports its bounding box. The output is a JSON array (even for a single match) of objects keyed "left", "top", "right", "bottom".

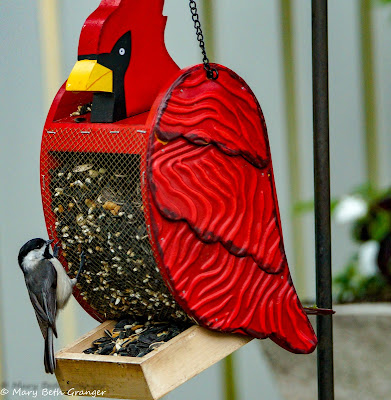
[{"left": 83, "top": 319, "right": 192, "bottom": 357}]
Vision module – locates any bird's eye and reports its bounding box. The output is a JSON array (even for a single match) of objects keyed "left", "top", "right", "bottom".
[{"left": 119, "top": 48, "right": 125, "bottom": 56}]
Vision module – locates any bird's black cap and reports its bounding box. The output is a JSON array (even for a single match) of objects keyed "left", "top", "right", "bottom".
[{"left": 18, "top": 238, "right": 53, "bottom": 268}]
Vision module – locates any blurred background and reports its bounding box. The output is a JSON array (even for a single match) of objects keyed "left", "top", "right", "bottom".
[{"left": 1, "top": 0, "right": 391, "bottom": 399}]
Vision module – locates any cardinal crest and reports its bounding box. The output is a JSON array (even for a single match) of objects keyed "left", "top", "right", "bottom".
[
  {"left": 40, "top": 0, "right": 317, "bottom": 356},
  {"left": 66, "top": 0, "right": 179, "bottom": 122}
]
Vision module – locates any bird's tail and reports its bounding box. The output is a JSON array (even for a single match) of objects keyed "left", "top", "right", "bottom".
[{"left": 44, "top": 327, "right": 56, "bottom": 374}]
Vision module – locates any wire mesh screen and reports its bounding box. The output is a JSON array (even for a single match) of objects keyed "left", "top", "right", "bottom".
[{"left": 41, "top": 127, "right": 189, "bottom": 322}]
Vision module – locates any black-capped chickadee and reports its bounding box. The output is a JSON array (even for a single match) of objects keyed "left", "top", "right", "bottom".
[{"left": 18, "top": 238, "right": 85, "bottom": 374}]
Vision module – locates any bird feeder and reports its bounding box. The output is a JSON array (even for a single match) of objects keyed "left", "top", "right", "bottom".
[{"left": 40, "top": 0, "right": 317, "bottom": 397}]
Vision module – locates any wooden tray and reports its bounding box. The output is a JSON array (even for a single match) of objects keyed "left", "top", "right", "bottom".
[{"left": 55, "top": 321, "right": 252, "bottom": 399}]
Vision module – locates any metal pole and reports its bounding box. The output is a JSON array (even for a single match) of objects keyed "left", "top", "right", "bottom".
[{"left": 311, "top": 2, "right": 334, "bottom": 400}]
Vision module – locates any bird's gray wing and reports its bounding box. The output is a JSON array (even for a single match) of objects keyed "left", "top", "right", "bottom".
[
  {"left": 24, "top": 260, "right": 58, "bottom": 373},
  {"left": 25, "top": 259, "right": 58, "bottom": 338},
  {"left": 27, "top": 290, "right": 48, "bottom": 327}
]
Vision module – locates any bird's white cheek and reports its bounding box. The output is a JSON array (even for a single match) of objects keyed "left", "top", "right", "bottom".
[{"left": 22, "top": 249, "right": 45, "bottom": 271}]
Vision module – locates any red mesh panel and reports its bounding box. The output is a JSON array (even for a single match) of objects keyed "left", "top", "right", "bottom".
[{"left": 40, "top": 123, "right": 188, "bottom": 323}]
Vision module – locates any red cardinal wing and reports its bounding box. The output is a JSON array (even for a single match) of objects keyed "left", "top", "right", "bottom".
[
  {"left": 149, "top": 139, "right": 285, "bottom": 274},
  {"left": 146, "top": 65, "right": 317, "bottom": 353},
  {"left": 149, "top": 65, "right": 285, "bottom": 274}
]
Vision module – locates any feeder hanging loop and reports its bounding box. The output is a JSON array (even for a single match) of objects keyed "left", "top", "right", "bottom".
[{"left": 189, "top": 0, "right": 218, "bottom": 80}]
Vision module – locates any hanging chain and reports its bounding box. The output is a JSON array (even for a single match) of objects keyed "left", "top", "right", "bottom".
[{"left": 189, "top": 0, "right": 218, "bottom": 80}]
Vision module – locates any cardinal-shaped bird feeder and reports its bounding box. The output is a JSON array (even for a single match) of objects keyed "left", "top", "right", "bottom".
[{"left": 40, "top": 0, "right": 317, "bottom": 395}]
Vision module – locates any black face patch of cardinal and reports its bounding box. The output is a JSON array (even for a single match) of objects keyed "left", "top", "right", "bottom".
[{"left": 78, "top": 32, "right": 132, "bottom": 122}]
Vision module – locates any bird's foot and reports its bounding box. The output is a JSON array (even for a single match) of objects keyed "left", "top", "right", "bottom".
[
  {"left": 53, "top": 242, "right": 61, "bottom": 258},
  {"left": 75, "top": 251, "right": 85, "bottom": 281}
]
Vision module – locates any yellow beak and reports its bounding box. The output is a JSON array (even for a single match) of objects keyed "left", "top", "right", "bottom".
[{"left": 66, "top": 60, "right": 113, "bottom": 92}]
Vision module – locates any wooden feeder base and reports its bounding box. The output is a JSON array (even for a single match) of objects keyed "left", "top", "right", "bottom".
[{"left": 55, "top": 321, "right": 252, "bottom": 399}]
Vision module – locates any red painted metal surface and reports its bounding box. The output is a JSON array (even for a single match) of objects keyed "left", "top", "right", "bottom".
[
  {"left": 40, "top": 0, "right": 179, "bottom": 323},
  {"left": 41, "top": 103, "right": 149, "bottom": 322},
  {"left": 40, "top": 0, "right": 317, "bottom": 354},
  {"left": 76, "top": 0, "right": 179, "bottom": 118},
  {"left": 146, "top": 64, "right": 317, "bottom": 354}
]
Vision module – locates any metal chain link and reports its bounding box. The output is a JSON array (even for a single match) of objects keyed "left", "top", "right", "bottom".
[{"left": 189, "top": 0, "right": 218, "bottom": 80}]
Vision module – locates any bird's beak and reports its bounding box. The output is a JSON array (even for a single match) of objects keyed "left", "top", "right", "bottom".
[
  {"left": 46, "top": 239, "right": 54, "bottom": 247},
  {"left": 66, "top": 60, "right": 113, "bottom": 93}
]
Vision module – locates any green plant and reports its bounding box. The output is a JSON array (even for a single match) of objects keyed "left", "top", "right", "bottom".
[
  {"left": 334, "top": 185, "right": 391, "bottom": 302},
  {"left": 297, "top": 184, "right": 391, "bottom": 302},
  {"left": 333, "top": 256, "right": 391, "bottom": 303}
]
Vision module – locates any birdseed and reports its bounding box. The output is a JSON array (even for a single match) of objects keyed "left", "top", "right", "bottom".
[
  {"left": 83, "top": 320, "right": 192, "bottom": 357},
  {"left": 49, "top": 152, "right": 189, "bottom": 322}
]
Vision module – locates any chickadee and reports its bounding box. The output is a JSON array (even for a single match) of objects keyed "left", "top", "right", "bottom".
[{"left": 18, "top": 238, "right": 85, "bottom": 374}]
